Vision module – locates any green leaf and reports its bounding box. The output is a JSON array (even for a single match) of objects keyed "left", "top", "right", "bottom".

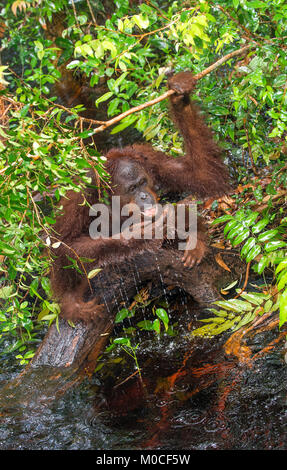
[
  {"left": 0, "top": 286, "right": 14, "bottom": 299},
  {"left": 78, "top": 15, "right": 88, "bottom": 25},
  {"left": 224, "top": 219, "right": 238, "bottom": 236},
  {"left": 274, "top": 75, "right": 287, "bottom": 88},
  {"left": 277, "top": 270, "right": 287, "bottom": 291},
  {"left": 235, "top": 210, "right": 247, "bottom": 222},
  {"left": 137, "top": 320, "right": 155, "bottom": 331},
  {"left": 41, "top": 277, "right": 52, "bottom": 297},
  {"left": 215, "top": 299, "right": 253, "bottom": 312},
  {"left": 265, "top": 241, "right": 286, "bottom": 252},
  {"left": 113, "top": 72, "right": 129, "bottom": 93},
  {"left": 95, "top": 91, "right": 113, "bottom": 107},
  {"left": 258, "top": 229, "right": 279, "bottom": 242},
  {"left": 152, "top": 318, "right": 161, "bottom": 334},
  {"left": 279, "top": 290, "right": 287, "bottom": 328},
  {"left": 213, "top": 214, "right": 234, "bottom": 224},
  {"left": 102, "top": 40, "right": 117, "bottom": 58},
  {"left": 66, "top": 60, "right": 80, "bottom": 69},
  {"left": 222, "top": 280, "right": 238, "bottom": 291},
  {"left": 133, "top": 14, "right": 150, "bottom": 30},
  {"left": 275, "top": 259, "right": 287, "bottom": 275},
  {"left": 38, "top": 313, "right": 57, "bottom": 322},
  {"left": 87, "top": 268, "right": 102, "bottom": 279},
  {"left": 155, "top": 308, "right": 169, "bottom": 330},
  {"left": 246, "top": 1, "right": 268, "bottom": 8},
  {"left": 77, "top": 129, "right": 96, "bottom": 138},
  {"left": 241, "top": 237, "right": 256, "bottom": 257},
  {"left": 118, "top": 18, "right": 124, "bottom": 31},
  {"left": 232, "top": 311, "right": 256, "bottom": 332},
  {"left": 108, "top": 98, "right": 120, "bottom": 116},
  {"left": 252, "top": 218, "right": 270, "bottom": 234},
  {"left": 75, "top": 43, "right": 94, "bottom": 57},
  {"left": 239, "top": 292, "right": 264, "bottom": 305},
  {"left": 34, "top": 40, "right": 43, "bottom": 51},
  {"left": 208, "top": 308, "right": 228, "bottom": 317},
  {"left": 191, "top": 317, "right": 240, "bottom": 337},
  {"left": 114, "top": 337, "right": 131, "bottom": 347},
  {"left": 243, "top": 212, "right": 259, "bottom": 227},
  {"left": 232, "top": 228, "right": 250, "bottom": 246},
  {"left": 115, "top": 308, "right": 130, "bottom": 323},
  {"left": 277, "top": 267, "right": 287, "bottom": 284},
  {"left": 264, "top": 299, "right": 273, "bottom": 313},
  {"left": 190, "top": 323, "right": 219, "bottom": 337},
  {"left": 20, "top": 104, "right": 30, "bottom": 117},
  {"left": 212, "top": 317, "right": 241, "bottom": 334},
  {"left": 256, "top": 255, "right": 270, "bottom": 274},
  {"left": 200, "top": 317, "right": 226, "bottom": 324},
  {"left": 0, "top": 242, "right": 16, "bottom": 255},
  {"left": 110, "top": 115, "right": 138, "bottom": 134},
  {"left": 227, "top": 224, "right": 246, "bottom": 241},
  {"left": 245, "top": 244, "right": 261, "bottom": 262}
]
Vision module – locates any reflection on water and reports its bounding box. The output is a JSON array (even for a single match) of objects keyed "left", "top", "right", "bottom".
[{"left": 0, "top": 302, "right": 286, "bottom": 450}]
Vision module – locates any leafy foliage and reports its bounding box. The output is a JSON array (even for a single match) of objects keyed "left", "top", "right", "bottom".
[
  {"left": 96, "top": 288, "right": 174, "bottom": 373},
  {"left": 0, "top": 0, "right": 287, "bottom": 363},
  {"left": 191, "top": 287, "right": 279, "bottom": 338},
  {"left": 114, "top": 286, "right": 173, "bottom": 335}
]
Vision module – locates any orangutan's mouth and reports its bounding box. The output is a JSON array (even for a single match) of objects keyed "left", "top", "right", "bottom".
[{"left": 141, "top": 205, "right": 158, "bottom": 217}]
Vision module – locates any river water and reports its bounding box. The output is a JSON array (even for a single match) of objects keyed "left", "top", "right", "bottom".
[{"left": 0, "top": 299, "right": 286, "bottom": 451}]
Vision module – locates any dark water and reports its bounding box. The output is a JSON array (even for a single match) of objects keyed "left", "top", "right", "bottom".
[{"left": 0, "top": 306, "right": 286, "bottom": 451}]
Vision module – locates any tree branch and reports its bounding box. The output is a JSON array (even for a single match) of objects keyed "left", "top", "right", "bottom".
[
  {"left": 192, "top": 44, "right": 255, "bottom": 80},
  {"left": 92, "top": 43, "right": 256, "bottom": 135}
]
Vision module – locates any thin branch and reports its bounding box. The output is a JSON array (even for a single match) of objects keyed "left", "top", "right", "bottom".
[
  {"left": 192, "top": 44, "right": 255, "bottom": 80},
  {"left": 216, "top": 5, "right": 260, "bottom": 40},
  {"left": 86, "top": 0, "right": 97, "bottom": 25},
  {"left": 91, "top": 44, "right": 256, "bottom": 135},
  {"left": 47, "top": 101, "right": 106, "bottom": 126},
  {"left": 234, "top": 261, "right": 251, "bottom": 299},
  {"left": 93, "top": 89, "right": 174, "bottom": 134},
  {"left": 70, "top": 0, "right": 79, "bottom": 29}
]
